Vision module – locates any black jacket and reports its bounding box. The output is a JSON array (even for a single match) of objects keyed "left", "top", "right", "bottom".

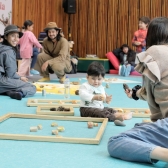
[{"left": 113, "top": 48, "right": 136, "bottom": 67}]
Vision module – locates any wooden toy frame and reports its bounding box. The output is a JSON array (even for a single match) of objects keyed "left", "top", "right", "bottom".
[
  {"left": 113, "top": 107, "right": 151, "bottom": 118},
  {"left": 27, "top": 99, "right": 80, "bottom": 107},
  {"left": 0, "top": 113, "right": 108, "bottom": 144},
  {"left": 36, "top": 106, "right": 74, "bottom": 116}
]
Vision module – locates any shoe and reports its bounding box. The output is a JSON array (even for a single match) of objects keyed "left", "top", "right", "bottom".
[
  {"left": 9, "top": 92, "right": 22, "bottom": 100},
  {"left": 59, "top": 75, "right": 66, "bottom": 84},
  {"left": 38, "top": 77, "right": 50, "bottom": 82},
  {"left": 30, "top": 69, "right": 40, "bottom": 75}
]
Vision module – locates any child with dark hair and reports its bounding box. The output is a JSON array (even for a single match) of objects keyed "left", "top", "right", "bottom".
[
  {"left": 79, "top": 61, "right": 132, "bottom": 121},
  {"left": 108, "top": 17, "right": 168, "bottom": 164},
  {"left": 132, "top": 16, "right": 150, "bottom": 53},
  {"left": 18, "top": 20, "right": 42, "bottom": 77},
  {"left": 113, "top": 44, "right": 136, "bottom": 76}
]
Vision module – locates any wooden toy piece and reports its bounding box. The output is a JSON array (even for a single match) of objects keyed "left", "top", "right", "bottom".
[
  {"left": 75, "top": 90, "right": 79, "bottom": 95},
  {"left": 58, "top": 90, "right": 64, "bottom": 94},
  {"left": 37, "top": 124, "right": 42, "bottom": 130},
  {"left": 30, "top": 126, "right": 38, "bottom": 132},
  {"left": 123, "top": 83, "right": 129, "bottom": 91},
  {"left": 52, "top": 130, "right": 59, "bottom": 135},
  {"left": 51, "top": 122, "right": 58, "bottom": 127},
  {"left": 49, "top": 101, "right": 52, "bottom": 104},
  {"left": 93, "top": 123, "right": 98, "bottom": 127},
  {"left": 145, "top": 109, "right": 151, "bottom": 114},
  {"left": 31, "top": 99, "right": 38, "bottom": 103},
  {"left": 106, "top": 83, "right": 110, "bottom": 88},
  {"left": 87, "top": 122, "right": 93, "bottom": 128},
  {"left": 50, "top": 108, "right": 57, "bottom": 111},
  {"left": 58, "top": 100, "right": 64, "bottom": 105},
  {"left": 72, "top": 81, "right": 80, "bottom": 85},
  {"left": 116, "top": 108, "right": 124, "bottom": 113},
  {"left": 57, "top": 126, "right": 65, "bottom": 132},
  {"left": 71, "top": 100, "right": 78, "bottom": 104}
]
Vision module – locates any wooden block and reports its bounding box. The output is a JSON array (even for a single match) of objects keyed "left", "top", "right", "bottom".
[
  {"left": 37, "top": 124, "right": 42, "bottom": 130},
  {"left": 51, "top": 122, "right": 58, "bottom": 127},
  {"left": 30, "top": 126, "right": 38, "bottom": 132},
  {"left": 57, "top": 126, "right": 65, "bottom": 132},
  {"left": 93, "top": 123, "right": 98, "bottom": 127},
  {"left": 87, "top": 122, "right": 93, "bottom": 128},
  {"left": 52, "top": 130, "right": 59, "bottom": 135}
]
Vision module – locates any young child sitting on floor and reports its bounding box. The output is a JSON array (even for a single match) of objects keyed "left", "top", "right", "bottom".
[{"left": 79, "top": 61, "right": 132, "bottom": 122}]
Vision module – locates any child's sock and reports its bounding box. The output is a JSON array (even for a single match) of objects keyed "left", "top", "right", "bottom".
[{"left": 9, "top": 91, "right": 23, "bottom": 100}]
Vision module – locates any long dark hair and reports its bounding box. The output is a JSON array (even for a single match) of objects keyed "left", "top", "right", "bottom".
[
  {"left": 23, "top": 20, "right": 33, "bottom": 29},
  {"left": 146, "top": 17, "right": 168, "bottom": 48},
  {"left": 46, "top": 29, "right": 62, "bottom": 41}
]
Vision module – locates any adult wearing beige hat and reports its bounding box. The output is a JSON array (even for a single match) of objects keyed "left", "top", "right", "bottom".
[{"left": 34, "top": 22, "right": 72, "bottom": 83}]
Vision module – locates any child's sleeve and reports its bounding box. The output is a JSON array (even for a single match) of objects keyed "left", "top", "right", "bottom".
[
  {"left": 29, "top": 32, "right": 42, "bottom": 49},
  {"left": 132, "top": 31, "right": 138, "bottom": 46},
  {"left": 79, "top": 84, "right": 94, "bottom": 102}
]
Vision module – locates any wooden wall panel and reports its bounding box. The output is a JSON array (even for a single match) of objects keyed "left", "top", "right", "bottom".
[
  {"left": 87, "top": 0, "right": 97, "bottom": 55},
  {"left": 97, "top": 0, "right": 108, "bottom": 57},
  {"left": 128, "top": 0, "right": 139, "bottom": 50},
  {"left": 76, "top": 0, "right": 88, "bottom": 57},
  {"left": 12, "top": 0, "right": 168, "bottom": 58},
  {"left": 117, "top": 0, "right": 129, "bottom": 47},
  {"left": 107, "top": 0, "right": 119, "bottom": 52}
]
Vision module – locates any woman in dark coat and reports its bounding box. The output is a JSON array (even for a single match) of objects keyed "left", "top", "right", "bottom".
[
  {"left": 113, "top": 44, "right": 136, "bottom": 76},
  {"left": 0, "top": 25, "right": 36, "bottom": 100}
]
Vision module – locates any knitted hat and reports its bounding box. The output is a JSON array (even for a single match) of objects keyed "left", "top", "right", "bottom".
[
  {"left": 2, "top": 25, "right": 23, "bottom": 38},
  {"left": 44, "top": 22, "right": 61, "bottom": 32}
]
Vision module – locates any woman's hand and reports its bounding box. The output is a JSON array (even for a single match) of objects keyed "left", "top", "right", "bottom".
[
  {"left": 125, "top": 89, "right": 133, "bottom": 99},
  {"left": 20, "top": 76, "right": 28, "bottom": 82},
  {"left": 41, "top": 61, "right": 49, "bottom": 72}
]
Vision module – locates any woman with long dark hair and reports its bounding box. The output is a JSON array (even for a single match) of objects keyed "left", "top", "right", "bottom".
[{"left": 108, "top": 17, "right": 168, "bottom": 164}]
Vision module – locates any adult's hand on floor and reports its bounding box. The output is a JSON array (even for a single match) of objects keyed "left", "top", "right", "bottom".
[
  {"left": 21, "top": 76, "right": 28, "bottom": 82},
  {"left": 41, "top": 61, "right": 49, "bottom": 72}
]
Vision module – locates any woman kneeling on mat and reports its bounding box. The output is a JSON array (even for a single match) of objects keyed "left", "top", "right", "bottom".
[{"left": 0, "top": 25, "right": 36, "bottom": 100}]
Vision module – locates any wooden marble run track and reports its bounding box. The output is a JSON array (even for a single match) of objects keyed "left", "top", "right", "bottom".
[
  {"left": 113, "top": 107, "right": 151, "bottom": 118},
  {"left": 27, "top": 99, "right": 80, "bottom": 108}
]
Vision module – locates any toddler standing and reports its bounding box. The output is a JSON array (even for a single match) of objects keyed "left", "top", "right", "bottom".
[
  {"left": 18, "top": 20, "right": 42, "bottom": 77},
  {"left": 132, "top": 16, "right": 150, "bottom": 53}
]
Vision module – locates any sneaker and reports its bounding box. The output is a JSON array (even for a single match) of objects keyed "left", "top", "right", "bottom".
[
  {"left": 9, "top": 92, "right": 22, "bottom": 100},
  {"left": 30, "top": 69, "right": 40, "bottom": 75},
  {"left": 38, "top": 77, "right": 50, "bottom": 82}
]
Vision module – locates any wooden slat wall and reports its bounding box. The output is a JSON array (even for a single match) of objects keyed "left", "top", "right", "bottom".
[{"left": 12, "top": 0, "right": 168, "bottom": 58}]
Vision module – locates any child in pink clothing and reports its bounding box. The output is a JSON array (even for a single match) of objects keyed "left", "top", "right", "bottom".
[
  {"left": 132, "top": 16, "right": 150, "bottom": 53},
  {"left": 18, "top": 20, "right": 42, "bottom": 77}
]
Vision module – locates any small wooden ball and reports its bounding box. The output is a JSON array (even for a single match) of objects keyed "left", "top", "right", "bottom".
[
  {"left": 93, "top": 123, "right": 98, "bottom": 127},
  {"left": 52, "top": 130, "right": 59, "bottom": 135},
  {"left": 145, "top": 109, "right": 151, "bottom": 114},
  {"left": 51, "top": 122, "right": 58, "bottom": 127},
  {"left": 37, "top": 124, "right": 43, "bottom": 130},
  {"left": 75, "top": 90, "right": 79, "bottom": 95}
]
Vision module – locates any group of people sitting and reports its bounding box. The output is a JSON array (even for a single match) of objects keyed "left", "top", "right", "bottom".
[
  {"left": 1, "top": 16, "right": 168, "bottom": 164},
  {"left": 0, "top": 21, "right": 76, "bottom": 100}
]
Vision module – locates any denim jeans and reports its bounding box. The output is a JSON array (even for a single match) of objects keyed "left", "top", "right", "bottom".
[
  {"left": 31, "top": 47, "right": 39, "bottom": 68},
  {"left": 108, "top": 118, "right": 168, "bottom": 163}
]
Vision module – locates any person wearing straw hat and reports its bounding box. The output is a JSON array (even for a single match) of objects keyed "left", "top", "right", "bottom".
[
  {"left": 0, "top": 25, "right": 36, "bottom": 100},
  {"left": 34, "top": 22, "right": 72, "bottom": 83}
]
